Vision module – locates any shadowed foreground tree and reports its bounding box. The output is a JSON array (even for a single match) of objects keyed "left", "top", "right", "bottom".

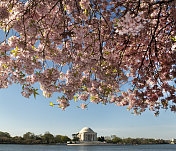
[
  {"left": 0, "top": 0, "right": 175, "bottom": 115},
  {"left": 97, "top": 136, "right": 105, "bottom": 142}
]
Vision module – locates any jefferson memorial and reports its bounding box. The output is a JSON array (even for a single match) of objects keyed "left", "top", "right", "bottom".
[{"left": 77, "top": 127, "right": 97, "bottom": 142}]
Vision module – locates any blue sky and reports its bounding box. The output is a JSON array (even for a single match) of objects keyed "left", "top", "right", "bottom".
[{"left": 0, "top": 83, "right": 176, "bottom": 140}]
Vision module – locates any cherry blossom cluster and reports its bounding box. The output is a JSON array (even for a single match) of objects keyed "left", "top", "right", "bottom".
[
  {"left": 0, "top": 0, "right": 175, "bottom": 114},
  {"left": 115, "top": 12, "right": 145, "bottom": 36}
]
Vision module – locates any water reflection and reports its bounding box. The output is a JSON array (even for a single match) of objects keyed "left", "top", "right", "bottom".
[{"left": 0, "top": 144, "right": 176, "bottom": 151}]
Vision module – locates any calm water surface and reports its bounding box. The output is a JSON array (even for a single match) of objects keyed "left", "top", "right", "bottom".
[{"left": 0, "top": 144, "right": 176, "bottom": 151}]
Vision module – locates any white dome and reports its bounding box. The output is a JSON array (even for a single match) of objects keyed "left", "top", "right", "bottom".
[{"left": 79, "top": 127, "right": 95, "bottom": 133}]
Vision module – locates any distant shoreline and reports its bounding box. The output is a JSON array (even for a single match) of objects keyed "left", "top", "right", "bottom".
[
  {"left": 0, "top": 130, "right": 173, "bottom": 145},
  {"left": 0, "top": 143, "right": 174, "bottom": 146}
]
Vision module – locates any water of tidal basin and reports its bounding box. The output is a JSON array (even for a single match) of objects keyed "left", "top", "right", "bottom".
[{"left": 0, "top": 144, "right": 176, "bottom": 151}]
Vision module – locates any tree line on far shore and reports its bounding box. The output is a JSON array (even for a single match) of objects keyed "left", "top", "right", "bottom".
[
  {"left": 97, "top": 135, "right": 170, "bottom": 145},
  {"left": 0, "top": 131, "right": 70, "bottom": 144},
  {"left": 0, "top": 131, "right": 170, "bottom": 145}
]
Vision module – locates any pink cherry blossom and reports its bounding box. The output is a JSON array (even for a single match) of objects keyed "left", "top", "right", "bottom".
[{"left": 0, "top": 0, "right": 175, "bottom": 114}]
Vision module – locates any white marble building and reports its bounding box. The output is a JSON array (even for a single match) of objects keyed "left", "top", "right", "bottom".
[
  {"left": 78, "top": 127, "right": 97, "bottom": 142},
  {"left": 171, "top": 138, "right": 176, "bottom": 144}
]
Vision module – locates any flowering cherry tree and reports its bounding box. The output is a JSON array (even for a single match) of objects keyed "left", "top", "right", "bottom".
[{"left": 0, "top": 0, "right": 175, "bottom": 115}]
